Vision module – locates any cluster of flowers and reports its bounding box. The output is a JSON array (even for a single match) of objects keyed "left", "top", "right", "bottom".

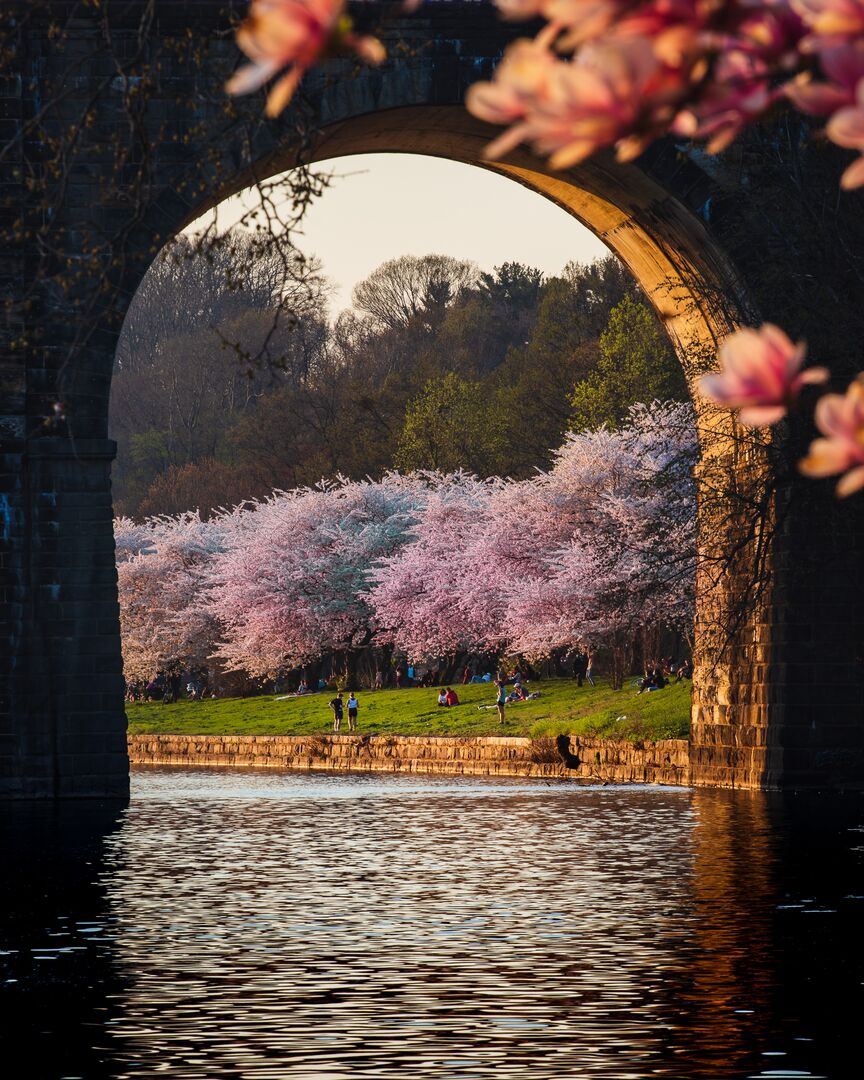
[
  {"left": 115, "top": 402, "right": 696, "bottom": 679},
  {"left": 700, "top": 323, "right": 864, "bottom": 496},
  {"left": 467, "top": 0, "right": 864, "bottom": 188},
  {"left": 224, "top": 3, "right": 864, "bottom": 496}
]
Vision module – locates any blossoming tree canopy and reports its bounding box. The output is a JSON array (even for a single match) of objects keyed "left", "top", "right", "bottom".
[
  {"left": 367, "top": 473, "right": 505, "bottom": 661},
  {"left": 116, "top": 512, "right": 232, "bottom": 682},
  {"left": 115, "top": 402, "right": 699, "bottom": 682},
  {"left": 502, "top": 401, "right": 698, "bottom": 671},
  {"left": 204, "top": 476, "right": 428, "bottom": 678}
]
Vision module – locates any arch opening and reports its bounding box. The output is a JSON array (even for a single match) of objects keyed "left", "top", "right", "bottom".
[{"left": 113, "top": 105, "right": 758, "bottom": 779}]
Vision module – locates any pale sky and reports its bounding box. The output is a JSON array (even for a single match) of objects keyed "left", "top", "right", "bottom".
[{"left": 197, "top": 153, "right": 611, "bottom": 313}]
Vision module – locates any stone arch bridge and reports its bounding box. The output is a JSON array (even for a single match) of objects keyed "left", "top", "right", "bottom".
[{"left": 1, "top": 1, "right": 862, "bottom": 796}]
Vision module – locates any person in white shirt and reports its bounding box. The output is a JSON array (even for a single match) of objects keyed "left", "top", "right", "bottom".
[{"left": 346, "top": 693, "right": 359, "bottom": 732}]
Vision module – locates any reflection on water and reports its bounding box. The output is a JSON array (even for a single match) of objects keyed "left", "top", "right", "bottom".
[{"left": 2, "top": 770, "right": 863, "bottom": 1079}]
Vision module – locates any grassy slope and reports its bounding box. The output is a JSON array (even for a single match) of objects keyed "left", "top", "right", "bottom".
[{"left": 126, "top": 677, "right": 691, "bottom": 742}]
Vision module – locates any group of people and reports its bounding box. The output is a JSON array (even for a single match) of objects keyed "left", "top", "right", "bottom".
[
  {"left": 569, "top": 649, "right": 596, "bottom": 687},
  {"left": 125, "top": 668, "right": 210, "bottom": 704},
  {"left": 437, "top": 688, "right": 461, "bottom": 707},
  {"left": 637, "top": 657, "right": 692, "bottom": 694}
]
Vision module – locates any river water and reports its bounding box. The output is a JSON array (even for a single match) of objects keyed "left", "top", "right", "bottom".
[{"left": 2, "top": 768, "right": 863, "bottom": 1079}]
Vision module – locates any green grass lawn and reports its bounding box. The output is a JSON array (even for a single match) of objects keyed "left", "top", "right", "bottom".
[{"left": 126, "top": 676, "right": 691, "bottom": 742}]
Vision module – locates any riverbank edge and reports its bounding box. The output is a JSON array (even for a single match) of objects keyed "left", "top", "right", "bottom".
[{"left": 127, "top": 733, "right": 690, "bottom": 785}]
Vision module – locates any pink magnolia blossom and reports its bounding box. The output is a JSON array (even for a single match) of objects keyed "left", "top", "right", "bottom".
[
  {"left": 226, "top": 0, "right": 385, "bottom": 118},
  {"left": 468, "top": 36, "right": 683, "bottom": 168},
  {"left": 825, "top": 79, "right": 864, "bottom": 187},
  {"left": 494, "top": 0, "right": 625, "bottom": 44},
  {"left": 791, "top": 0, "right": 864, "bottom": 41},
  {"left": 784, "top": 41, "right": 864, "bottom": 114},
  {"left": 699, "top": 323, "right": 828, "bottom": 426},
  {"left": 464, "top": 34, "right": 560, "bottom": 134},
  {"left": 672, "top": 48, "right": 777, "bottom": 153},
  {"left": 799, "top": 374, "right": 864, "bottom": 496}
]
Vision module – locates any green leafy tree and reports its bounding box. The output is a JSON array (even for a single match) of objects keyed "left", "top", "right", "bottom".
[
  {"left": 569, "top": 296, "right": 688, "bottom": 431},
  {"left": 395, "top": 372, "right": 505, "bottom": 475}
]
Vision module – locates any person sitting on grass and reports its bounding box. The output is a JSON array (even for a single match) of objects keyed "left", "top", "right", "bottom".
[
  {"left": 437, "top": 688, "right": 449, "bottom": 707},
  {"left": 506, "top": 684, "right": 527, "bottom": 704},
  {"left": 638, "top": 664, "right": 667, "bottom": 694},
  {"left": 445, "top": 687, "right": 459, "bottom": 707},
  {"left": 675, "top": 658, "right": 693, "bottom": 682},
  {"left": 329, "top": 692, "right": 344, "bottom": 732}
]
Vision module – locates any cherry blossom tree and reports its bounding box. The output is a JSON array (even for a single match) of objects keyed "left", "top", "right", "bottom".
[
  {"left": 204, "top": 475, "right": 427, "bottom": 679},
  {"left": 503, "top": 401, "right": 698, "bottom": 684},
  {"left": 368, "top": 473, "right": 503, "bottom": 660},
  {"left": 368, "top": 402, "right": 698, "bottom": 673},
  {"left": 116, "top": 512, "right": 231, "bottom": 682}
]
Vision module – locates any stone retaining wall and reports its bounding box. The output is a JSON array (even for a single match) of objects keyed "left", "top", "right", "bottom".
[{"left": 127, "top": 733, "right": 691, "bottom": 786}]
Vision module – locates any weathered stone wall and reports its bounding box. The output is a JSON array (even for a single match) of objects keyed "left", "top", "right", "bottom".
[{"left": 127, "top": 733, "right": 691, "bottom": 787}]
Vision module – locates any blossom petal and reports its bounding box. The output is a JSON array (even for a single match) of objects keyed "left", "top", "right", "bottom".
[
  {"left": 798, "top": 366, "right": 830, "bottom": 385},
  {"left": 836, "top": 464, "right": 864, "bottom": 496},
  {"left": 265, "top": 67, "right": 303, "bottom": 116},
  {"left": 799, "top": 437, "right": 854, "bottom": 477},
  {"left": 226, "top": 58, "right": 281, "bottom": 97},
  {"left": 737, "top": 405, "right": 788, "bottom": 426},
  {"left": 840, "top": 153, "right": 864, "bottom": 188},
  {"left": 826, "top": 103, "right": 864, "bottom": 149}
]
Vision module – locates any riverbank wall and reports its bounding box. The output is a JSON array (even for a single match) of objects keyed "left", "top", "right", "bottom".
[{"left": 127, "top": 733, "right": 690, "bottom": 786}]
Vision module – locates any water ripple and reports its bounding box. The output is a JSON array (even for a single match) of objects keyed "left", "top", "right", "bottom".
[{"left": 2, "top": 769, "right": 863, "bottom": 1079}]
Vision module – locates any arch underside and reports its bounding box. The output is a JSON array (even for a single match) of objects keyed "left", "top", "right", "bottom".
[{"left": 196, "top": 106, "right": 747, "bottom": 371}]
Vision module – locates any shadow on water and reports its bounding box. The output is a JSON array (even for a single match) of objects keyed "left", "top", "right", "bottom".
[
  {"left": 1, "top": 773, "right": 862, "bottom": 1079},
  {"left": 0, "top": 799, "right": 129, "bottom": 1079}
]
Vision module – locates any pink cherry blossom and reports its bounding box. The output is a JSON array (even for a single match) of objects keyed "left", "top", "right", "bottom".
[
  {"left": 799, "top": 374, "right": 864, "bottom": 496},
  {"left": 699, "top": 323, "right": 828, "bottom": 426},
  {"left": 115, "top": 512, "right": 230, "bottom": 681},
  {"left": 205, "top": 477, "right": 426, "bottom": 677},
  {"left": 226, "top": 0, "right": 385, "bottom": 118}
]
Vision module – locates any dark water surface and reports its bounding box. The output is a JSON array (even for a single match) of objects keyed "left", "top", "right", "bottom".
[{"left": 2, "top": 769, "right": 863, "bottom": 1079}]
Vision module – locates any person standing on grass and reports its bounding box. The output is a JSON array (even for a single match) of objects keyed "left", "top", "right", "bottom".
[
  {"left": 585, "top": 649, "right": 596, "bottom": 687},
  {"left": 346, "top": 692, "right": 359, "bottom": 732},
  {"left": 495, "top": 680, "right": 507, "bottom": 725},
  {"left": 329, "top": 692, "right": 344, "bottom": 733}
]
